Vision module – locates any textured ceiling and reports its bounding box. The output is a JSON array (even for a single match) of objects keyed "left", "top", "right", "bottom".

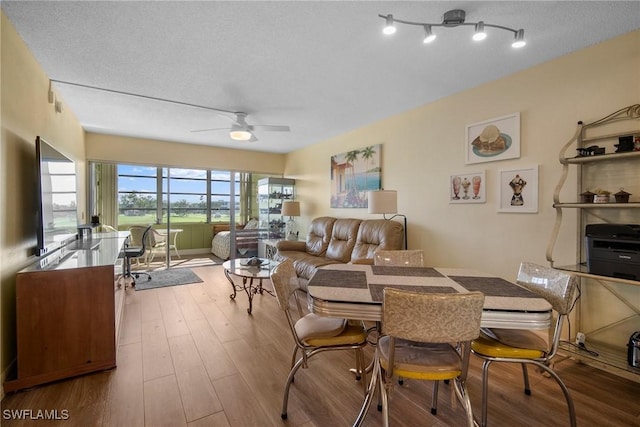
[{"left": 3, "top": 1, "right": 639, "bottom": 153}]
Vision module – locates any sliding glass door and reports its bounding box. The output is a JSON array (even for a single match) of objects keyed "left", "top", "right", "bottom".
[{"left": 89, "top": 161, "right": 275, "bottom": 268}]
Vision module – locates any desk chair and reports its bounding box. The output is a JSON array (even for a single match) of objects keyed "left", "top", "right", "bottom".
[
  {"left": 270, "top": 259, "right": 368, "bottom": 420},
  {"left": 123, "top": 225, "right": 152, "bottom": 287},
  {"left": 471, "top": 262, "right": 579, "bottom": 427},
  {"left": 377, "top": 288, "right": 485, "bottom": 427}
]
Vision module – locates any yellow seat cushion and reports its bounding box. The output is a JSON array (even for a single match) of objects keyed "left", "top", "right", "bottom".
[
  {"left": 378, "top": 338, "right": 461, "bottom": 381},
  {"left": 472, "top": 334, "right": 545, "bottom": 359},
  {"left": 304, "top": 322, "right": 367, "bottom": 347}
]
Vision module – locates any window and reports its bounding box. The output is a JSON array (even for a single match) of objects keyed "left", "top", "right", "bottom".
[
  {"left": 117, "top": 165, "right": 158, "bottom": 226},
  {"left": 211, "top": 171, "right": 240, "bottom": 223},
  {"left": 116, "top": 164, "right": 248, "bottom": 225},
  {"left": 162, "top": 168, "right": 208, "bottom": 224}
]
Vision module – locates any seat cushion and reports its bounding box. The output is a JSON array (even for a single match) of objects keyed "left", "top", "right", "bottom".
[
  {"left": 471, "top": 330, "right": 546, "bottom": 359},
  {"left": 378, "top": 337, "right": 461, "bottom": 380},
  {"left": 482, "top": 327, "right": 548, "bottom": 352},
  {"left": 295, "top": 314, "right": 346, "bottom": 341},
  {"left": 299, "top": 319, "right": 367, "bottom": 347}
]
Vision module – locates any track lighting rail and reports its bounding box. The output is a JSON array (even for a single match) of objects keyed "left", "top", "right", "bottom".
[{"left": 379, "top": 9, "right": 526, "bottom": 48}]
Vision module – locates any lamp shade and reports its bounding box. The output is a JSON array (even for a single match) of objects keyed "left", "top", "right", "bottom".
[
  {"left": 282, "top": 201, "right": 300, "bottom": 217},
  {"left": 368, "top": 190, "right": 397, "bottom": 214}
]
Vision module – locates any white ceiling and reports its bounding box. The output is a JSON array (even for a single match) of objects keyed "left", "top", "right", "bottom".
[{"left": 3, "top": 1, "right": 639, "bottom": 153}]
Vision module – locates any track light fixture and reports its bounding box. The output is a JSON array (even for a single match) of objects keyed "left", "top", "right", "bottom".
[
  {"left": 423, "top": 25, "right": 436, "bottom": 44},
  {"left": 380, "top": 9, "right": 526, "bottom": 48},
  {"left": 383, "top": 14, "right": 396, "bottom": 35}
]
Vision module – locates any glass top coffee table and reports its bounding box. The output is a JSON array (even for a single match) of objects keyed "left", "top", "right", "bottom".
[{"left": 222, "top": 257, "right": 280, "bottom": 314}]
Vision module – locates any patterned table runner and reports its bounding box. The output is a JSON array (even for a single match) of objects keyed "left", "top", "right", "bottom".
[
  {"left": 309, "top": 269, "right": 368, "bottom": 288},
  {"left": 371, "top": 266, "right": 444, "bottom": 277},
  {"left": 369, "top": 284, "right": 457, "bottom": 302},
  {"left": 449, "top": 276, "right": 536, "bottom": 298}
]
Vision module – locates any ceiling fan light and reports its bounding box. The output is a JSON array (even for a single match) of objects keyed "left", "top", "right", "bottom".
[
  {"left": 473, "top": 21, "right": 487, "bottom": 41},
  {"left": 229, "top": 124, "right": 252, "bottom": 141},
  {"left": 383, "top": 14, "right": 396, "bottom": 35},
  {"left": 512, "top": 29, "right": 526, "bottom": 48}
]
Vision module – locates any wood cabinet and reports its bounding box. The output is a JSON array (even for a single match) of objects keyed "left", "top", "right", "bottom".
[
  {"left": 4, "top": 232, "right": 128, "bottom": 393},
  {"left": 547, "top": 104, "right": 640, "bottom": 381}
]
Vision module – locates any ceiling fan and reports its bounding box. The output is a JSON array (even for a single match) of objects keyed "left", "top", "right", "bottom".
[{"left": 191, "top": 112, "right": 290, "bottom": 142}]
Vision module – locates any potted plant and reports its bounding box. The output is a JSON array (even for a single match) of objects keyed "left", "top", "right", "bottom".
[{"left": 593, "top": 189, "right": 611, "bottom": 203}]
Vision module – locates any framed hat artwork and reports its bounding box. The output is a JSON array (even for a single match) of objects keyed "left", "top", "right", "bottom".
[{"left": 466, "top": 112, "right": 520, "bottom": 164}]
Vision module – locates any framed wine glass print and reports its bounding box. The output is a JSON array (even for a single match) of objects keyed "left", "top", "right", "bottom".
[
  {"left": 450, "top": 171, "right": 486, "bottom": 204},
  {"left": 498, "top": 165, "right": 538, "bottom": 213},
  {"left": 466, "top": 112, "right": 520, "bottom": 164}
]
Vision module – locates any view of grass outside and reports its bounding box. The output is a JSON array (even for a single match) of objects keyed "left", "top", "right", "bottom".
[
  {"left": 117, "top": 213, "right": 232, "bottom": 226},
  {"left": 117, "top": 165, "right": 240, "bottom": 226}
]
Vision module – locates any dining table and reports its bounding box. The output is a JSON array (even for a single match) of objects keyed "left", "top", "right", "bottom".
[{"left": 306, "top": 263, "right": 553, "bottom": 426}]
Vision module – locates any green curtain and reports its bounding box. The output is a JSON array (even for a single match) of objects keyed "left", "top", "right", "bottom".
[{"left": 96, "top": 163, "right": 118, "bottom": 228}]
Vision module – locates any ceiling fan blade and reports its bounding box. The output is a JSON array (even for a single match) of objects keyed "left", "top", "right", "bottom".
[
  {"left": 248, "top": 134, "right": 259, "bottom": 142},
  {"left": 190, "top": 127, "right": 227, "bottom": 133},
  {"left": 248, "top": 124, "right": 290, "bottom": 132}
]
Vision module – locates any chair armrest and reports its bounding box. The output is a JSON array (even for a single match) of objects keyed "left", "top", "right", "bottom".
[{"left": 276, "top": 240, "right": 306, "bottom": 252}]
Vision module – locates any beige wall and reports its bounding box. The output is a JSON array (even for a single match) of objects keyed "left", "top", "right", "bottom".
[
  {"left": 285, "top": 30, "right": 640, "bottom": 283},
  {"left": 86, "top": 133, "right": 285, "bottom": 174},
  {"left": 0, "top": 11, "right": 86, "bottom": 389}
]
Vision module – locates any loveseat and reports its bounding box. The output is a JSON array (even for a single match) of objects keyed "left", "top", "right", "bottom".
[{"left": 274, "top": 216, "right": 404, "bottom": 290}]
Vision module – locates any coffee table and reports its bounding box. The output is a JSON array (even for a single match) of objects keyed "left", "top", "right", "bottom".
[{"left": 222, "top": 258, "right": 280, "bottom": 314}]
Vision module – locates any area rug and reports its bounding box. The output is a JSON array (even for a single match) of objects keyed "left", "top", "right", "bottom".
[{"left": 134, "top": 268, "right": 203, "bottom": 290}]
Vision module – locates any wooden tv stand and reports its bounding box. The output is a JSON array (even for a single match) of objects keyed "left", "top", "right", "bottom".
[{"left": 4, "top": 231, "right": 129, "bottom": 393}]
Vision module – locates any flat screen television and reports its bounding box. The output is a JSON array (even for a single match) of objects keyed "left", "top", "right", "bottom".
[{"left": 35, "top": 136, "right": 79, "bottom": 256}]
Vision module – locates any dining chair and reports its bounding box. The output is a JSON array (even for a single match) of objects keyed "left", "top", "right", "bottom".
[
  {"left": 270, "top": 259, "right": 368, "bottom": 420},
  {"left": 374, "top": 249, "right": 424, "bottom": 389},
  {"left": 100, "top": 224, "right": 118, "bottom": 232},
  {"left": 146, "top": 228, "right": 168, "bottom": 265},
  {"left": 377, "top": 288, "right": 485, "bottom": 427},
  {"left": 374, "top": 249, "right": 424, "bottom": 267},
  {"left": 470, "top": 262, "right": 579, "bottom": 427}
]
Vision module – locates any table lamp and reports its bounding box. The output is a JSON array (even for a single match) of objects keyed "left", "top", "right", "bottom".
[
  {"left": 282, "top": 201, "right": 301, "bottom": 241},
  {"left": 367, "top": 190, "right": 407, "bottom": 249}
]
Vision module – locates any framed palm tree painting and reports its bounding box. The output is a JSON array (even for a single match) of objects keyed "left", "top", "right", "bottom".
[{"left": 330, "top": 144, "right": 382, "bottom": 208}]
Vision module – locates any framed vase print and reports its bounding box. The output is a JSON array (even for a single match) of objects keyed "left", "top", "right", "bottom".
[
  {"left": 498, "top": 165, "right": 538, "bottom": 213},
  {"left": 450, "top": 171, "right": 486, "bottom": 204},
  {"left": 466, "top": 112, "right": 520, "bottom": 164}
]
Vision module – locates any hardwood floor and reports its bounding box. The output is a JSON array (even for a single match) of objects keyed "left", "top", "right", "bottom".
[{"left": 2, "top": 263, "right": 640, "bottom": 426}]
